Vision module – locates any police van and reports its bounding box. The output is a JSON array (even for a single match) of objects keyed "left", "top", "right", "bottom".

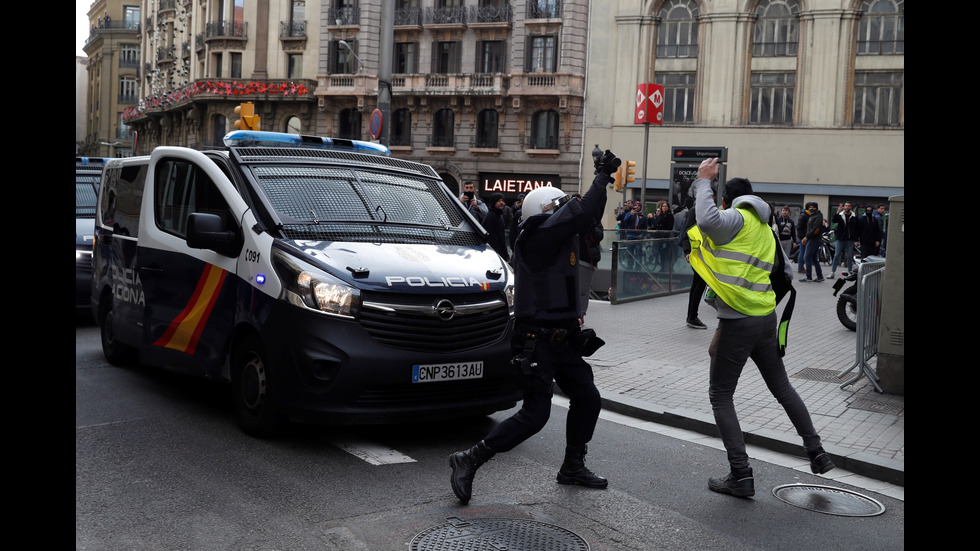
[
  {"left": 77, "top": 156, "right": 106, "bottom": 314},
  {"left": 91, "top": 131, "right": 519, "bottom": 436}
]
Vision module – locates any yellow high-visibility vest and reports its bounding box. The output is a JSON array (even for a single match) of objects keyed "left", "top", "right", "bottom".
[{"left": 687, "top": 206, "right": 776, "bottom": 316}]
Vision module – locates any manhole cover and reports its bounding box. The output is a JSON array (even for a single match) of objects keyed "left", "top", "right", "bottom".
[
  {"left": 772, "top": 484, "right": 886, "bottom": 517},
  {"left": 411, "top": 517, "right": 589, "bottom": 551}
]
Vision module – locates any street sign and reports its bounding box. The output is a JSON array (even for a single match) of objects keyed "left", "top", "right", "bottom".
[
  {"left": 634, "top": 83, "right": 664, "bottom": 125},
  {"left": 670, "top": 146, "right": 728, "bottom": 162},
  {"left": 370, "top": 109, "right": 383, "bottom": 140}
]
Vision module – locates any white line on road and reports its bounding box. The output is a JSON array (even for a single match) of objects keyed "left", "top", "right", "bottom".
[{"left": 330, "top": 439, "right": 418, "bottom": 465}]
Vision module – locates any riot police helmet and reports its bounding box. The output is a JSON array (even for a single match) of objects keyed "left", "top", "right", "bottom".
[{"left": 520, "top": 186, "right": 568, "bottom": 222}]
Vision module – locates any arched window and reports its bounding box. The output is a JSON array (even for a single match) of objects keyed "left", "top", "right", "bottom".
[
  {"left": 431, "top": 108, "right": 454, "bottom": 147},
  {"left": 858, "top": 0, "right": 904, "bottom": 55},
  {"left": 530, "top": 110, "right": 558, "bottom": 149},
  {"left": 475, "top": 109, "right": 498, "bottom": 148},
  {"left": 753, "top": 0, "right": 799, "bottom": 57},
  {"left": 286, "top": 116, "right": 301, "bottom": 134},
  {"left": 391, "top": 108, "right": 412, "bottom": 146},
  {"left": 339, "top": 108, "right": 361, "bottom": 139},
  {"left": 656, "top": 0, "right": 699, "bottom": 58}
]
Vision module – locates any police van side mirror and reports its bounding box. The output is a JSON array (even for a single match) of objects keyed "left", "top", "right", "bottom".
[{"left": 186, "top": 212, "right": 243, "bottom": 257}]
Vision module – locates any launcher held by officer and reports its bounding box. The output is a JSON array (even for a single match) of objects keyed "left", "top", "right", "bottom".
[{"left": 448, "top": 149, "right": 621, "bottom": 505}]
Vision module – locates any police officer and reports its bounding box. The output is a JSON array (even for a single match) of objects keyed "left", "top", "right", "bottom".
[{"left": 448, "top": 150, "right": 621, "bottom": 504}]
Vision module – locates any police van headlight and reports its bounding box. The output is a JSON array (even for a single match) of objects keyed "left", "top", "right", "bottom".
[{"left": 273, "top": 249, "right": 360, "bottom": 318}]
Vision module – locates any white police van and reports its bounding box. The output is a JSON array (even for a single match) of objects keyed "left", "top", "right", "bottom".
[{"left": 92, "top": 131, "right": 519, "bottom": 436}]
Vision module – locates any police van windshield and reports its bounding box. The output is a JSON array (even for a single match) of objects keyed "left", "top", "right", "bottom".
[{"left": 250, "top": 165, "right": 482, "bottom": 246}]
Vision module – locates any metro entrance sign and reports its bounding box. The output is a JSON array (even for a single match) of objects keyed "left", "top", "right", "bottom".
[{"left": 634, "top": 83, "right": 664, "bottom": 125}]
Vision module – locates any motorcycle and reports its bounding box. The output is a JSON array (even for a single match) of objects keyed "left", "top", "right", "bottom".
[
  {"left": 789, "top": 228, "right": 834, "bottom": 265},
  {"left": 832, "top": 263, "right": 859, "bottom": 331},
  {"left": 831, "top": 253, "right": 879, "bottom": 331}
]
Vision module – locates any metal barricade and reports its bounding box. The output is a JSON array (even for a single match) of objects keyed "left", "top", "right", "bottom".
[{"left": 838, "top": 259, "right": 886, "bottom": 392}]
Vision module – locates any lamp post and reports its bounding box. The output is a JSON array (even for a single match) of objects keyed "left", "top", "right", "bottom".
[{"left": 338, "top": 40, "right": 364, "bottom": 73}]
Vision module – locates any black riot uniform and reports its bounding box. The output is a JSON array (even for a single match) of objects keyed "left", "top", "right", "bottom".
[{"left": 449, "top": 150, "right": 621, "bottom": 504}]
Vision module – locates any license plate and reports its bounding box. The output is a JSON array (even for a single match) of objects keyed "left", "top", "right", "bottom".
[{"left": 413, "top": 361, "right": 484, "bottom": 383}]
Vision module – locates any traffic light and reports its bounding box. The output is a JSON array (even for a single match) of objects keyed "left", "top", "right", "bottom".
[
  {"left": 613, "top": 166, "right": 624, "bottom": 191},
  {"left": 624, "top": 160, "right": 637, "bottom": 185},
  {"left": 234, "top": 102, "right": 261, "bottom": 131}
]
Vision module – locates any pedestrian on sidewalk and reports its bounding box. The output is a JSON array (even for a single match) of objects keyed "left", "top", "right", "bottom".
[
  {"left": 686, "top": 158, "right": 834, "bottom": 498},
  {"left": 449, "top": 150, "right": 619, "bottom": 504},
  {"left": 679, "top": 196, "right": 707, "bottom": 329},
  {"left": 775, "top": 206, "right": 798, "bottom": 261},
  {"left": 829, "top": 201, "right": 859, "bottom": 278},
  {"left": 800, "top": 202, "right": 825, "bottom": 282}
]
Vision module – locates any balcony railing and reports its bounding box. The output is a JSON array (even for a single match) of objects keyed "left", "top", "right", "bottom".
[
  {"left": 527, "top": 0, "right": 562, "bottom": 19},
  {"left": 426, "top": 135, "right": 456, "bottom": 148},
  {"left": 118, "top": 94, "right": 138, "bottom": 104},
  {"left": 425, "top": 7, "right": 466, "bottom": 25},
  {"left": 471, "top": 135, "right": 499, "bottom": 148},
  {"left": 390, "top": 74, "right": 509, "bottom": 95},
  {"left": 156, "top": 46, "right": 176, "bottom": 63},
  {"left": 328, "top": 6, "right": 360, "bottom": 26},
  {"left": 394, "top": 8, "right": 422, "bottom": 26},
  {"left": 206, "top": 20, "right": 248, "bottom": 39},
  {"left": 469, "top": 4, "right": 511, "bottom": 24},
  {"left": 280, "top": 20, "right": 306, "bottom": 38}
]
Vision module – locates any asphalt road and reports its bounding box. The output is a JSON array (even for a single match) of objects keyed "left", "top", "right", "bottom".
[{"left": 76, "top": 320, "right": 904, "bottom": 550}]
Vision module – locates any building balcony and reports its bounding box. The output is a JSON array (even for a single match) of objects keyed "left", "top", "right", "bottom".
[
  {"left": 394, "top": 8, "right": 422, "bottom": 28},
  {"left": 392, "top": 73, "right": 509, "bottom": 96},
  {"left": 280, "top": 20, "right": 307, "bottom": 51},
  {"left": 468, "top": 4, "right": 511, "bottom": 28},
  {"left": 327, "top": 6, "right": 360, "bottom": 26},
  {"left": 508, "top": 72, "right": 583, "bottom": 98},
  {"left": 424, "top": 6, "right": 466, "bottom": 30},
  {"left": 205, "top": 20, "right": 248, "bottom": 50}
]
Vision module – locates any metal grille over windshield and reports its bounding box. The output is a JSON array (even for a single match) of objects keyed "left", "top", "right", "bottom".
[{"left": 252, "top": 166, "right": 481, "bottom": 245}]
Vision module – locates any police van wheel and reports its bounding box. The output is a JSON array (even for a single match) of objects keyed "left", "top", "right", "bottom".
[
  {"left": 231, "top": 339, "right": 283, "bottom": 438},
  {"left": 99, "top": 295, "right": 136, "bottom": 366}
]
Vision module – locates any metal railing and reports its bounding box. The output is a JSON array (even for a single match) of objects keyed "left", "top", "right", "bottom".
[
  {"left": 606, "top": 230, "right": 692, "bottom": 303},
  {"left": 838, "top": 258, "right": 886, "bottom": 392}
]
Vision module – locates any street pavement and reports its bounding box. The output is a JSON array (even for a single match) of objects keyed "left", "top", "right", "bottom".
[{"left": 574, "top": 265, "right": 904, "bottom": 502}]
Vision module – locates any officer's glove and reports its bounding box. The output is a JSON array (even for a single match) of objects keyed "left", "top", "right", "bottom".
[{"left": 594, "top": 150, "right": 622, "bottom": 175}]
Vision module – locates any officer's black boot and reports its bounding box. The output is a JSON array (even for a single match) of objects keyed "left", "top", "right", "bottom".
[
  {"left": 449, "top": 440, "right": 494, "bottom": 504},
  {"left": 556, "top": 444, "right": 608, "bottom": 488}
]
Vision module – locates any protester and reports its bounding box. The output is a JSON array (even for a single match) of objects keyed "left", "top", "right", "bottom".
[{"left": 687, "top": 158, "right": 834, "bottom": 498}]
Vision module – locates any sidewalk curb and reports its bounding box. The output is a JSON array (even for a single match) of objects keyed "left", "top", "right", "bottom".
[{"left": 583, "top": 389, "right": 905, "bottom": 488}]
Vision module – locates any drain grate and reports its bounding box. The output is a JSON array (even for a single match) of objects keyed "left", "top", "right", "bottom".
[
  {"left": 791, "top": 368, "right": 844, "bottom": 383},
  {"left": 849, "top": 396, "right": 903, "bottom": 415},
  {"left": 411, "top": 517, "right": 590, "bottom": 551},
  {"left": 772, "top": 484, "right": 885, "bottom": 517}
]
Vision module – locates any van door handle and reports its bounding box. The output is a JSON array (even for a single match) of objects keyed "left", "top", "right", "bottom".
[{"left": 140, "top": 266, "right": 164, "bottom": 275}]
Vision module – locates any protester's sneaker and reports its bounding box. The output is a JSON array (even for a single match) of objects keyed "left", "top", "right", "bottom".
[
  {"left": 799, "top": 277, "right": 812, "bottom": 282},
  {"left": 829, "top": 273, "right": 835, "bottom": 279},
  {"left": 815, "top": 278, "right": 825, "bottom": 282},
  {"left": 686, "top": 317, "right": 707, "bottom": 330},
  {"left": 807, "top": 448, "right": 835, "bottom": 474},
  {"left": 708, "top": 470, "right": 755, "bottom": 498}
]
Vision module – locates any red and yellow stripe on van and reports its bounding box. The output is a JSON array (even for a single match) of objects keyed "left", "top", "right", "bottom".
[{"left": 153, "top": 264, "right": 227, "bottom": 355}]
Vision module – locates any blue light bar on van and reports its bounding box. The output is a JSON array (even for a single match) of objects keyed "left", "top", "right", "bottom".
[
  {"left": 76, "top": 157, "right": 106, "bottom": 165},
  {"left": 223, "top": 130, "right": 390, "bottom": 156}
]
